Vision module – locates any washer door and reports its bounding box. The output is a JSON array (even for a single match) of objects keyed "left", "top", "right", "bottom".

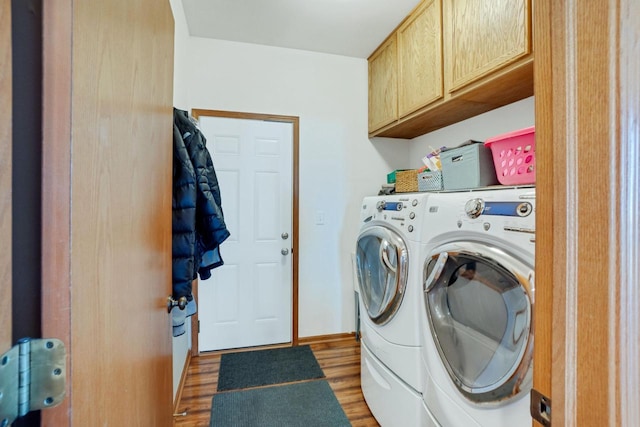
[
  {"left": 423, "top": 241, "right": 534, "bottom": 405},
  {"left": 356, "top": 225, "right": 408, "bottom": 325}
]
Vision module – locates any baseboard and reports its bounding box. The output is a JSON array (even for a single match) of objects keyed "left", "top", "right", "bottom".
[
  {"left": 173, "top": 350, "right": 192, "bottom": 415},
  {"left": 198, "top": 333, "right": 359, "bottom": 356},
  {"left": 298, "top": 332, "right": 357, "bottom": 345}
]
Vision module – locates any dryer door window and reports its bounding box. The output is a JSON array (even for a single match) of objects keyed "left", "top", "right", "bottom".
[
  {"left": 423, "top": 241, "right": 534, "bottom": 405},
  {"left": 356, "top": 225, "right": 408, "bottom": 325}
]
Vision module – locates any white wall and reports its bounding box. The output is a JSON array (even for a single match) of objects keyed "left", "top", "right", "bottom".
[
  {"left": 409, "top": 97, "right": 535, "bottom": 167},
  {"left": 170, "top": 1, "right": 409, "bottom": 342}
]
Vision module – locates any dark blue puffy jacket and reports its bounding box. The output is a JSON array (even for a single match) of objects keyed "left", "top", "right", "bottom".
[{"left": 172, "top": 108, "right": 230, "bottom": 300}]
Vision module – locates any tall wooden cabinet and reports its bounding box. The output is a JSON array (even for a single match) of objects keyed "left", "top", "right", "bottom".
[{"left": 368, "top": 0, "right": 533, "bottom": 138}]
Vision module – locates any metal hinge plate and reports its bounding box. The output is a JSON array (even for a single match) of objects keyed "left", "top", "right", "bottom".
[
  {"left": 530, "top": 388, "right": 552, "bottom": 426},
  {"left": 0, "top": 338, "right": 66, "bottom": 426}
]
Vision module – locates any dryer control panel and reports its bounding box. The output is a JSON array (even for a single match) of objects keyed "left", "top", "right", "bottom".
[
  {"left": 465, "top": 199, "right": 533, "bottom": 218},
  {"left": 424, "top": 187, "right": 536, "bottom": 250}
]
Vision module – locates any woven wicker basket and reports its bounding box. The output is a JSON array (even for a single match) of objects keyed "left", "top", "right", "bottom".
[{"left": 395, "top": 169, "right": 419, "bottom": 193}]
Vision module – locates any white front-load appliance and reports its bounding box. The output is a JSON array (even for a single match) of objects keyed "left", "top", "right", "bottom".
[
  {"left": 419, "top": 187, "right": 535, "bottom": 427},
  {"left": 355, "top": 193, "right": 439, "bottom": 427}
]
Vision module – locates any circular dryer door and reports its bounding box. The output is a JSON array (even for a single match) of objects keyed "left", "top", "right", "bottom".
[
  {"left": 355, "top": 225, "right": 408, "bottom": 325},
  {"left": 423, "top": 241, "right": 534, "bottom": 405}
]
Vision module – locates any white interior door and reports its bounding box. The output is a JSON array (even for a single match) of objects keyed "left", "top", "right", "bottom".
[{"left": 196, "top": 116, "right": 293, "bottom": 351}]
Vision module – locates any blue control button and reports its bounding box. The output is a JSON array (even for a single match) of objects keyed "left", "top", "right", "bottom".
[{"left": 384, "top": 202, "right": 403, "bottom": 211}]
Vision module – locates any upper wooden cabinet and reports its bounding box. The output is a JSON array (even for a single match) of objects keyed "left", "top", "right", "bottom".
[
  {"left": 446, "top": 0, "right": 530, "bottom": 92},
  {"left": 368, "top": 36, "right": 398, "bottom": 132},
  {"left": 397, "top": 0, "right": 443, "bottom": 117},
  {"left": 368, "top": 0, "right": 533, "bottom": 138}
]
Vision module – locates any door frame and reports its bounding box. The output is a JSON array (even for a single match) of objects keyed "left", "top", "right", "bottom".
[
  {"left": 533, "top": 0, "right": 640, "bottom": 425},
  {"left": 1, "top": 0, "right": 12, "bottom": 354},
  {"left": 41, "top": 0, "right": 73, "bottom": 424},
  {"left": 190, "top": 109, "right": 300, "bottom": 354}
]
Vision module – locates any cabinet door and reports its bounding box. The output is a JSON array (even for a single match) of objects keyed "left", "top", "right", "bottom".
[
  {"left": 446, "top": 0, "right": 530, "bottom": 92},
  {"left": 368, "top": 35, "right": 398, "bottom": 132},
  {"left": 397, "top": 0, "right": 443, "bottom": 117}
]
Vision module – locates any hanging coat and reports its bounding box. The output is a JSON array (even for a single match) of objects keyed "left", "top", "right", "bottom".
[
  {"left": 172, "top": 108, "right": 230, "bottom": 299},
  {"left": 172, "top": 122, "right": 197, "bottom": 301}
]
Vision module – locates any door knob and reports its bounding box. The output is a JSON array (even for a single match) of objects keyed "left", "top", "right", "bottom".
[
  {"left": 281, "top": 248, "right": 289, "bottom": 255},
  {"left": 167, "top": 296, "right": 187, "bottom": 313},
  {"left": 281, "top": 232, "right": 289, "bottom": 240}
]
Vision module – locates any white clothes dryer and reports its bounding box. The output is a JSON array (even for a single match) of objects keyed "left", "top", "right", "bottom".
[
  {"left": 355, "top": 193, "right": 439, "bottom": 427},
  {"left": 419, "top": 187, "right": 536, "bottom": 427}
]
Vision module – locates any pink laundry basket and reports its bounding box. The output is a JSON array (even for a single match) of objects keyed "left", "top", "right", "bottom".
[{"left": 484, "top": 126, "right": 535, "bottom": 185}]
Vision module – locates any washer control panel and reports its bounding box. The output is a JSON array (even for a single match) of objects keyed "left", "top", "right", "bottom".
[{"left": 362, "top": 195, "right": 429, "bottom": 238}]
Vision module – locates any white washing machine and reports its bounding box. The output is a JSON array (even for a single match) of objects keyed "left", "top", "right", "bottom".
[
  {"left": 419, "top": 187, "right": 535, "bottom": 427},
  {"left": 355, "top": 193, "right": 439, "bottom": 427}
]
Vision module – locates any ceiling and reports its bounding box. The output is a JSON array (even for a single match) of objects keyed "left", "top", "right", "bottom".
[{"left": 180, "top": 0, "right": 422, "bottom": 58}]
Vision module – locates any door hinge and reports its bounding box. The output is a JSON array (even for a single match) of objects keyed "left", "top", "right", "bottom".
[
  {"left": 530, "top": 388, "right": 551, "bottom": 426},
  {"left": 0, "top": 338, "right": 66, "bottom": 426},
  {"left": 198, "top": 320, "right": 200, "bottom": 333}
]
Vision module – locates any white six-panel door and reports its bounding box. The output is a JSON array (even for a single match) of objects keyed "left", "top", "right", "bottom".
[{"left": 196, "top": 116, "right": 293, "bottom": 351}]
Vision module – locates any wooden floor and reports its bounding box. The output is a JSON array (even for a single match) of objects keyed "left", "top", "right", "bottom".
[{"left": 174, "top": 336, "right": 380, "bottom": 426}]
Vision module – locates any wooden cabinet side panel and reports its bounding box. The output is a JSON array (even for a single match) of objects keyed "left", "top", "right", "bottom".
[
  {"left": 447, "top": 0, "right": 530, "bottom": 92},
  {"left": 368, "top": 37, "right": 398, "bottom": 132},
  {"left": 398, "top": 0, "right": 443, "bottom": 117}
]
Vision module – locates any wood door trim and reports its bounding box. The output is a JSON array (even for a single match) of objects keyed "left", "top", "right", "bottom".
[
  {"left": 0, "top": 0, "right": 12, "bottom": 353},
  {"left": 297, "top": 333, "right": 357, "bottom": 346},
  {"left": 190, "top": 279, "right": 199, "bottom": 357},
  {"left": 531, "top": 0, "right": 553, "bottom": 414},
  {"left": 41, "top": 0, "right": 73, "bottom": 425},
  {"left": 173, "top": 350, "right": 191, "bottom": 413},
  {"left": 534, "top": 0, "right": 640, "bottom": 425},
  {"left": 196, "top": 333, "right": 356, "bottom": 357},
  {"left": 617, "top": 2, "right": 640, "bottom": 423},
  {"left": 190, "top": 109, "right": 301, "bottom": 352}
]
